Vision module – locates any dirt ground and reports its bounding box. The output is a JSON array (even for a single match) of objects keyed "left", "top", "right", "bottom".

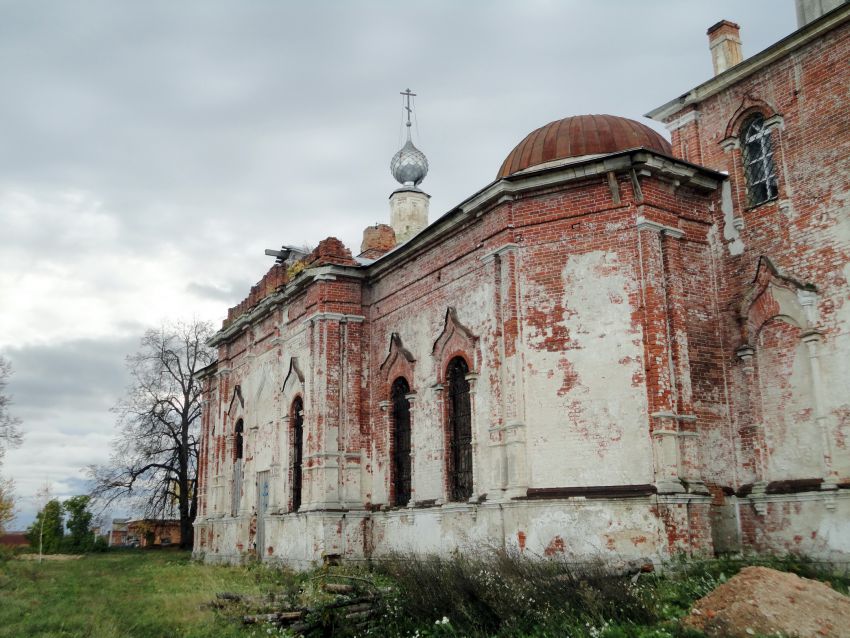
[
  {"left": 682, "top": 566, "right": 850, "bottom": 638},
  {"left": 17, "top": 553, "right": 84, "bottom": 561}
]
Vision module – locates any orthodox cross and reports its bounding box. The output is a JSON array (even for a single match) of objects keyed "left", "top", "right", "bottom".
[{"left": 401, "top": 88, "right": 416, "bottom": 129}]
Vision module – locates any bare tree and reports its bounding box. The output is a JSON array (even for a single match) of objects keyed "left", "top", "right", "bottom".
[
  {"left": 0, "top": 356, "right": 21, "bottom": 536},
  {"left": 0, "top": 478, "right": 14, "bottom": 535},
  {"left": 0, "top": 355, "right": 23, "bottom": 463},
  {"left": 90, "top": 320, "right": 215, "bottom": 549}
]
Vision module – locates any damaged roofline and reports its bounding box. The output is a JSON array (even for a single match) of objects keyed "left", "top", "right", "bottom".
[
  {"left": 207, "top": 264, "right": 366, "bottom": 347},
  {"left": 209, "top": 147, "right": 723, "bottom": 345},
  {"left": 646, "top": 4, "right": 850, "bottom": 122}
]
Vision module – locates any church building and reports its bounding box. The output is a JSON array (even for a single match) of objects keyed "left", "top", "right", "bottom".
[{"left": 194, "top": 1, "right": 850, "bottom": 567}]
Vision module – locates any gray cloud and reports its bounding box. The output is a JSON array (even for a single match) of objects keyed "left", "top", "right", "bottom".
[
  {"left": 186, "top": 279, "right": 251, "bottom": 303},
  {"left": 3, "top": 337, "right": 135, "bottom": 419}
]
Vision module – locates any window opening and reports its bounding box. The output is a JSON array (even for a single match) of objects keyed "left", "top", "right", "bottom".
[
  {"left": 391, "top": 377, "right": 412, "bottom": 506},
  {"left": 741, "top": 114, "right": 778, "bottom": 206},
  {"left": 234, "top": 419, "right": 244, "bottom": 460},
  {"left": 231, "top": 419, "right": 244, "bottom": 517},
  {"left": 447, "top": 357, "right": 473, "bottom": 501},
  {"left": 291, "top": 397, "right": 304, "bottom": 512}
]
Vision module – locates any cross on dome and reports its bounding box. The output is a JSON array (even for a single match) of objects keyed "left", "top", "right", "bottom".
[{"left": 391, "top": 89, "right": 429, "bottom": 187}]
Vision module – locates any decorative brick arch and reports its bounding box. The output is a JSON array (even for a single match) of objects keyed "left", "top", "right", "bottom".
[
  {"left": 432, "top": 307, "right": 479, "bottom": 381},
  {"left": 227, "top": 384, "right": 244, "bottom": 417},
  {"left": 431, "top": 308, "right": 480, "bottom": 502},
  {"left": 739, "top": 256, "right": 816, "bottom": 345},
  {"left": 380, "top": 333, "right": 416, "bottom": 391},
  {"left": 281, "top": 357, "right": 305, "bottom": 401},
  {"left": 724, "top": 96, "right": 780, "bottom": 140},
  {"left": 735, "top": 257, "right": 830, "bottom": 484}
]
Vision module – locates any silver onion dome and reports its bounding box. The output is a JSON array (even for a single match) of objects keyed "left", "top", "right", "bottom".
[{"left": 390, "top": 139, "right": 429, "bottom": 187}]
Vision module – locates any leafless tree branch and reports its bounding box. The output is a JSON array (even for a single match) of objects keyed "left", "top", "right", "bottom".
[
  {"left": 88, "top": 320, "right": 214, "bottom": 549},
  {"left": 0, "top": 356, "right": 23, "bottom": 464}
]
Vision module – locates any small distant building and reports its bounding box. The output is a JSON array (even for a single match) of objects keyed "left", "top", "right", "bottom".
[
  {"left": 0, "top": 531, "right": 29, "bottom": 548},
  {"left": 127, "top": 519, "right": 181, "bottom": 547},
  {"left": 108, "top": 518, "right": 129, "bottom": 547}
]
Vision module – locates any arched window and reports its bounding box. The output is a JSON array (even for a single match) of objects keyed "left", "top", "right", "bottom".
[
  {"left": 391, "top": 377, "right": 412, "bottom": 506},
  {"left": 234, "top": 419, "right": 244, "bottom": 461},
  {"left": 446, "top": 357, "right": 473, "bottom": 502},
  {"left": 291, "top": 397, "right": 304, "bottom": 512},
  {"left": 741, "top": 114, "right": 778, "bottom": 206},
  {"left": 231, "top": 419, "right": 244, "bottom": 517}
]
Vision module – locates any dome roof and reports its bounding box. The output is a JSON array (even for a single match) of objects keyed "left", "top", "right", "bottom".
[
  {"left": 391, "top": 139, "right": 429, "bottom": 187},
  {"left": 497, "top": 114, "right": 671, "bottom": 179}
]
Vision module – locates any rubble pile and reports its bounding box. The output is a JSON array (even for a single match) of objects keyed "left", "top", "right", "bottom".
[
  {"left": 682, "top": 566, "right": 850, "bottom": 638},
  {"left": 213, "top": 573, "right": 382, "bottom": 636}
]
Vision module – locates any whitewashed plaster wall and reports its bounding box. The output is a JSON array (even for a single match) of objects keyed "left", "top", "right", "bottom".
[{"left": 520, "top": 249, "right": 652, "bottom": 488}]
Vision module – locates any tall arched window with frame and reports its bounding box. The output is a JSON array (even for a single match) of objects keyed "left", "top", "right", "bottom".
[
  {"left": 231, "top": 419, "right": 244, "bottom": 517},
  {"left": 741, "top": 113, "right": 778, "bottom": 206},
  {"left": 290, "top": 397, "right": 304, "bottom": 512},
  {"left": 446, "top": 357, "right": 473, "bottom": 502},
  {"left": 391, "top": 377, "right": 412, "bottom": 506}
]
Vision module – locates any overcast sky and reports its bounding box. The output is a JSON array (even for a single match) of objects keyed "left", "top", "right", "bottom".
[{"left": 0, "top": 1, "right": 797, "bottom": 529}]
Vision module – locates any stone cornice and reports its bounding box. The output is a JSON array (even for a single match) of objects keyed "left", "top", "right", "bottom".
[
  {"left": 210, "top": 151, "right": 723, "bottom": 345},
  {"left": 367, "top": 149, "right": 723, "bottom": 281}
]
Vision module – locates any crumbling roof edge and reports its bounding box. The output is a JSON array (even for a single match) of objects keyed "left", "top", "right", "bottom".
[{"left": 208, "top": 264, "right": 365, "bottom": 347}]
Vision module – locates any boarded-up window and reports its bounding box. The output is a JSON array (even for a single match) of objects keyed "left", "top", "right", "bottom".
[
  {"left": 391, "top": 377, "right": 412, "bottom": 506},
  {"left": 291, "top": 398, "right": 304, "bottom": 512},
  {"left": 447, "top": 357, "right": 472, "bottom": 502}
]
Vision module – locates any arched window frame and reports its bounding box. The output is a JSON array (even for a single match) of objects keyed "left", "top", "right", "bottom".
[
  {"left": 740, "top": 113, "right": 778, "bottom": 207},
  {"left": 445, "top": 356, "right": 473, "bottom": 503},
  {"left": 231, "top": 418, "right": 244, "bottom": 517},
  {"left": 432, "top": 308, "right": 479, "bottom": 504},
  {"left": 290, "top": 396, "right": 304, "bottom": 513},
  {"left": 390, "top": 377, "right": 412, "bottom": 507},
  {"left": 379, "top": 333, "right": 417, "bottom": 507}
]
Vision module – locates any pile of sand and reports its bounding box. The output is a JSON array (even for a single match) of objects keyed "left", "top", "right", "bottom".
[{"left": 682, "top": 566, "right": 850, "bottom": 637}]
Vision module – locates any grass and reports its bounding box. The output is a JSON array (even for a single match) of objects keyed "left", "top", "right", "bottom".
[
  {"left": 0, "top": 549, "right": 284, "bottom": 638},
  {"left": 0, "top": 549, "right": 847, "bottom": 638}
]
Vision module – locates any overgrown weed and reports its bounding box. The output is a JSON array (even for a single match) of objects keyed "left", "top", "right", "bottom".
[
  {"left": 368, "top": 550, "right": 850, "bottom": 638},
  {"left": 372, "top": 549, "right": 657, "bottom": 637}
]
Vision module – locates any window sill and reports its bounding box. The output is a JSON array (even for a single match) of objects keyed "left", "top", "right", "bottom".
[{"left": 744, "top": 195, "right": 779, "bottom": 212}]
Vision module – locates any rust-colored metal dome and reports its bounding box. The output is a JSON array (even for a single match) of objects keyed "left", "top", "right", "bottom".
[{"left": 497, "top": 114, "right": 671, "bottom": 179}]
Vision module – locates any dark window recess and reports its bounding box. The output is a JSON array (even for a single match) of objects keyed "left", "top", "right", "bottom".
[
  {"left": 447, "top": 357, "right": 473, "bottom": 502},
  {"left": 291, "top": 397, "right": 304, "bottom": 512},
  {"left": 234, "top": 419, "right": 244, "bottom": 460},
  {"left": 391, "top": 377, "right": 412, "bottom": 506},
  {"left": 741, "top": 114, "right": 778, "bottom": 206},
  {"left": 231, "top": 419, "right": 244, "bottom": 517}
]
